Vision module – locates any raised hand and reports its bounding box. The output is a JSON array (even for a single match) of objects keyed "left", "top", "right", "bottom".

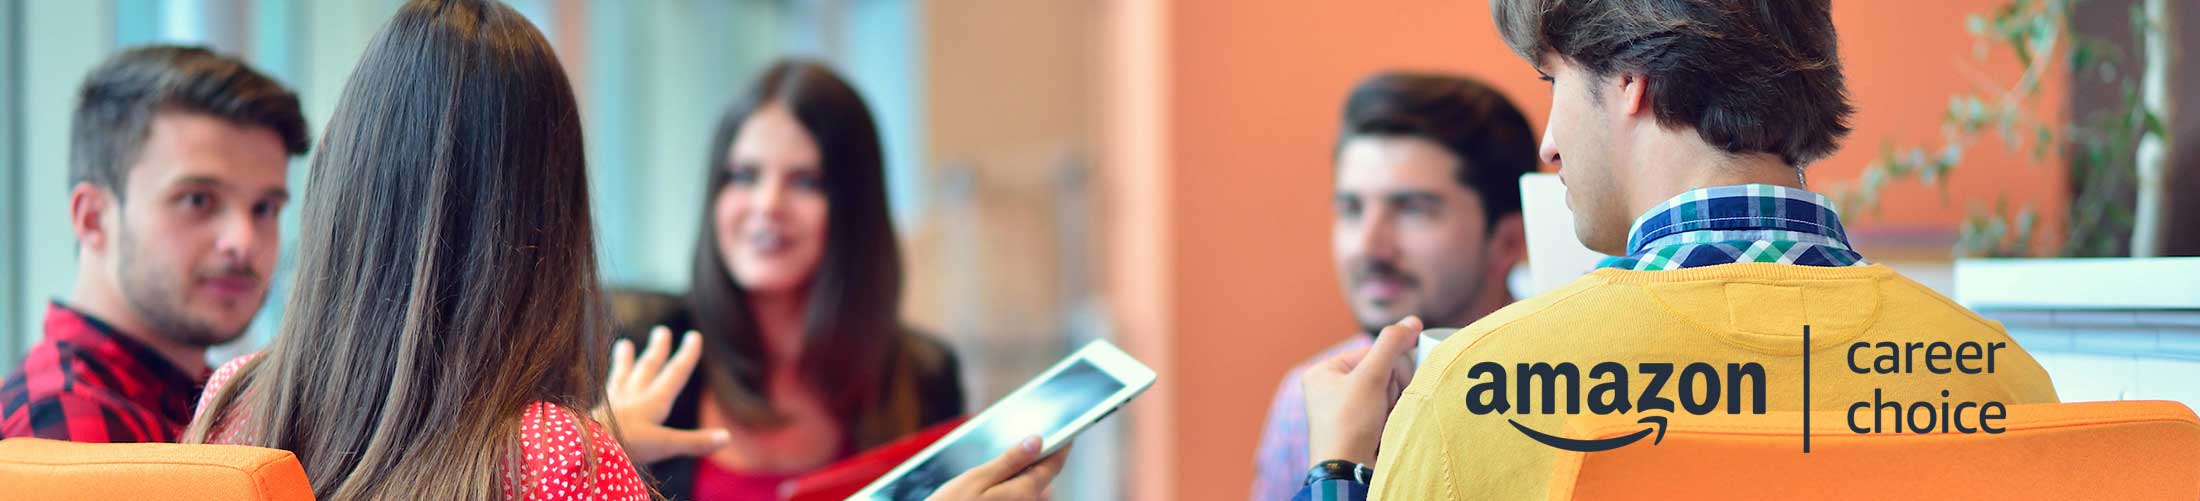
[{"left": 598, "top": 326, "right": 733, "bottom": 464}]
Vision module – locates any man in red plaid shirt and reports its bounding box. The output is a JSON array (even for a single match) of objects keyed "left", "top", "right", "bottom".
[{"left": 0, "top": 46, "right": 308, "bottom": 442}]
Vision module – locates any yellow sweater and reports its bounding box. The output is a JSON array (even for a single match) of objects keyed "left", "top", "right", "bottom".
[{"left": 1370, "top": 263, "right": 2059, "bottom": 500}]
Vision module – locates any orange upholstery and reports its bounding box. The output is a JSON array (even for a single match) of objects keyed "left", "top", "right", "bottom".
[
  {"left": 0, "top": 438, "right": 313, "bottom": 500},
  {"left": 1550, "top": 400, "right": 2200, "bottom": 500}
]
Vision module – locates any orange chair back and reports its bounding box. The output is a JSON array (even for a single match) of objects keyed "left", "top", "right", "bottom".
[
  {"left": 1550, "top": 400, "right": 2200, "bottom": 500},
  {"left": 0, "top": 438, "right": 314, "bottom": 501}
]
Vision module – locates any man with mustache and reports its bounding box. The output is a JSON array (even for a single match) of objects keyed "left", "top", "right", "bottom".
[
  {"left": 1250, "top": 71, "right": 1537, "bottom": 500},
  {"left": 0, "top": 46, "right": 308, "bottom": 442}
]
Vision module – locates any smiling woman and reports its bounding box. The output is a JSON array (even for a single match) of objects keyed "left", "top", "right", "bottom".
[{"left": 620, "top": 59, "right": 970, "bottom": 501}]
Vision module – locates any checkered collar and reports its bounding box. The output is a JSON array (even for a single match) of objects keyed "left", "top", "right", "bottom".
[{"left": 1596, "top": 184, "right": 1867, "bottom": 271}]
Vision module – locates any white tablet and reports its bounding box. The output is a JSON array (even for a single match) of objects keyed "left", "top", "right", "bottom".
[{"left": 851, "top": 339, "right": 1156, "bottom": 500}]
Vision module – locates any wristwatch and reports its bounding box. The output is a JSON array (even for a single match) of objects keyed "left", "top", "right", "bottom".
[{"left": 1303, "top": 459, "right": 1375, "bottom": 486}]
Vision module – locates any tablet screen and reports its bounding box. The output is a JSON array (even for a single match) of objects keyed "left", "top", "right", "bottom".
[{"left": 869, "top": 359, "right": 1125, "bottom": 499}]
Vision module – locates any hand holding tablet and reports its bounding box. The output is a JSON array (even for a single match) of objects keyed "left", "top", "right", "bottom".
[
  {"left": 854, "top": 339, "right": 1157, "bottom": 499},
  {"left": 921, "top": 436, "right": 1073, "bottom": 500}
]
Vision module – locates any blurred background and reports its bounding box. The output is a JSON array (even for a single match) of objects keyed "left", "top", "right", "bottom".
[{"left": 1, "top": 1, "right": 2196, "bottom": 499}]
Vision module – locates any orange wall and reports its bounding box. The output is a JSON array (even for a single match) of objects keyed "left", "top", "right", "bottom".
[
  {"left": 1823, "top": 2, "right": 2067, "bottom": 252},
  {"left": 1102, "top": 1, "right": 2065, "bottom": 499},
  {"left": 1167, "top": 3, "right": 1522, "bottom": 501}
]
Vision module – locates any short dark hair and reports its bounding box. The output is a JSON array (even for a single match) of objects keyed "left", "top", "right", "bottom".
[
  {"left": 1493, "top": 0, "right": 1854, "bottom": 166},
  {"left": 70, "top": 45, "right": 310, "bottom": 200},
  {"left": 1338, "top": 71, "right": 1540, "bottom": 224}
]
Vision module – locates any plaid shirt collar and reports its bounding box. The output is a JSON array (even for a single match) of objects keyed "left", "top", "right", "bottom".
[
  {"left": 1596, "top": 184, "right": 1867, "bottom": 271},
  {"left": 43, "top": 302, "right": 204, "bottom": 385},
  {"left": 0, "top": 302, "right": 206, "bottom": 442}
]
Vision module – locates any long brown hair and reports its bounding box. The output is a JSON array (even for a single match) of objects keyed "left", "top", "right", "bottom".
[
  {"left": 184, "top": 0, "right": 611, "bottom": 498},
  {"left": 688, "top": 60, "right": 919, "bottom": 447}
]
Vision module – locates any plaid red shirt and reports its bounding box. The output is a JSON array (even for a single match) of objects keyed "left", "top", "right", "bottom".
[{"left": 0, "top": 302, "right": 207, "bottom": 442}]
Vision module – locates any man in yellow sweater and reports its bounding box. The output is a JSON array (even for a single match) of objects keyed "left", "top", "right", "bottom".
[{"left": 1290, "top": 1, "right": 2061, "bottom": 499}]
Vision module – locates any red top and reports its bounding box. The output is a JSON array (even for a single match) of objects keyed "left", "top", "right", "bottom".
[
  {"left": 0, "top": 303, "right": 205, "bottom": 443},
  {"left": 695, "top": 458, "right": 800, "bottom": 500},
  {"left": 197, "top": 354, "right": 650, "bottom": 500}
]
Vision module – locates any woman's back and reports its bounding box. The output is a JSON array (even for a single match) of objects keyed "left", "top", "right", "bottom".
[
  {"left": 195, "top": 355, "right": 646, "bottom": 499},
  {"left": 181, "top": 0, "right": 636, "bottom": 498}
]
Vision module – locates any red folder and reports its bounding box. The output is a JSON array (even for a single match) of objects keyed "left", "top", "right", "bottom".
[{"left": 782, "top": 416, "right": 969, "bottom": 501}]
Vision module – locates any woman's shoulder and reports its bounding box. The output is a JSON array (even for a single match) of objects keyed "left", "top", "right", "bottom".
[
  {"left": 512, "top": 402, "right": 649, "bottom": 501},
  {"left": 897, "top": 326, "right": 960, "bottom": 376},
  {"left": 203, "top": 353, "right": 262, "bottom": 397},
  {"left": 895, "top": 327, "right": 967, "bottom": 423},
  {"left": 194, "top": 354, "right": 262, "bottom": 422},
  {"left": 192, "top": 353, "right": 267, "bottom": 445}
]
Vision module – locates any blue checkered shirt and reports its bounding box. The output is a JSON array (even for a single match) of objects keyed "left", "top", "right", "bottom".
[{"left": 1596, "top": 184, "right": 1866, "bottom": 270}]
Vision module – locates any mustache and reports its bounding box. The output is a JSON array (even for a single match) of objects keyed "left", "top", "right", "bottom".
[
  {"left": 194, "top": 262, "right": 261, "bottom": 283},
  {"left": 1351, "top": 260, "right": 1418, "bottom": 288}
]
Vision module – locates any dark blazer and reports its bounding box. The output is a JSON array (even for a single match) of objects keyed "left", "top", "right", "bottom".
[{"left": 609, "top": 291, "right": 965, "bottom": 500}]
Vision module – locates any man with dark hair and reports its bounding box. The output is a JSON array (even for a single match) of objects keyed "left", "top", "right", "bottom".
[
  {"left": 0, "top": 45, "right": 308, "bottom": 442},
  {"left": 1250, "top": 71, "right": 1536, "bottom": 499},
  {"left": 1295, "top": 1, "right": 2058, "bottom": 499}
]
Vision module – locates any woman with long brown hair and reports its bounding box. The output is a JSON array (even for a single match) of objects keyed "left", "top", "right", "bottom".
[
  {"left": 618, "top": 60, "right": 969, "bottom": 499},
  {"left": 183, "top": 0, "right": 643, "bottom": 498}
]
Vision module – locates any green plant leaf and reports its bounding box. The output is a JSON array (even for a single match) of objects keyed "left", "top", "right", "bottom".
[
  {"left": 2031, "top": 124, "right": 2054, "bottom": 161},
  {"left": 2142, "top": 110, "right": 2168, "bottom": 139}
]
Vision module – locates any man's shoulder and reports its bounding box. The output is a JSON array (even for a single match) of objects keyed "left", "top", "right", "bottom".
[
  {"left": 1447, "top": 264, "right": 1978, "bottom": 342},
  {"left": 1872, "top": 267, "right": 2010, "bottom": 332},
  {"left": 0, "top": 377, "right": 161, "bottom": 441},
  {"left": 2, "top": 336, "right": 141, "bottom": 402},
  {"left": 1449, "top": 272, "right": 1625, "bottom": 341},
  {"left": 5, "top": 329, "right": 185, "bottom": 427}
]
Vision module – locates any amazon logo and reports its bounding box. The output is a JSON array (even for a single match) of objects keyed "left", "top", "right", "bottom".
[{"left": 1463, "top": 361, "right": 1768, "bottom": 452}]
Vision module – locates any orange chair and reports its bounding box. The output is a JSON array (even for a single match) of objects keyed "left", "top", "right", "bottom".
[
  {"left": 1549, "top": 400, "right": 2200, "bottom": 500},
  {"left": 0, "top": 438, "right": 314, "bottom": 500}
]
